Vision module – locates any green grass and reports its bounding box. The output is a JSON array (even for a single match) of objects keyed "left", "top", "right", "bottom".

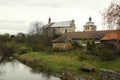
[
  {"left": 19, "top": 52, "right": 80, "bottom": 73},
  {"left": 18, "top": 51, "right": 120, "bottom": 79}
]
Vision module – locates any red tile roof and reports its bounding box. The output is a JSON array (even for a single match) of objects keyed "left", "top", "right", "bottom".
[{"left": 101, "top": 30, "right": 120, "bottom": 40}]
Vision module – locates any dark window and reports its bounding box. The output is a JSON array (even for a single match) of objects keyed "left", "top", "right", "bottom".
[{"left": 88, "top": 27, "right": 89, "bottom": 30}]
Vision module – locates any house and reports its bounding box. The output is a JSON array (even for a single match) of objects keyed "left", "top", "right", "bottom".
[
  {"left": 52, "top": 31, "right": 106, "bottom": 50},
  {"left": 43, "top": 18, "right": 76, "bottom": 36}
]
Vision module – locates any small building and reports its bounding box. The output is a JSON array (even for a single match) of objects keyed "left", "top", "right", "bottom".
[{"left": 43, "top": 18, "right": 76, "bottom": 36}]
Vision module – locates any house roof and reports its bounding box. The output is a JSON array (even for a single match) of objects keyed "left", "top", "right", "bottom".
[
  {"left": 101, "top": 30, "right": 120, "bottom": 40},
  {"left": 52, "top": 31, "right": 106, "bottom": 43}
]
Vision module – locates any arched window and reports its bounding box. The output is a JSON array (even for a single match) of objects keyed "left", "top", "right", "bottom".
[{"left": 88, "top": 27, "right": 89, "bottom": 30}]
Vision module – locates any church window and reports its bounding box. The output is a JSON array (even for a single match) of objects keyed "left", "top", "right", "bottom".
[{"left": 88, "top": 27, "right": 89, "bottom": 30}]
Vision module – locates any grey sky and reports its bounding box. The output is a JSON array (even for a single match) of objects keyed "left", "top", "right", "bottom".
[{"left": 0, "top": 0, "right": 113, "bottom": 34}]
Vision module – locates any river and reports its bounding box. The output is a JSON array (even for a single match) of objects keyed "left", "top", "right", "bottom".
[{"left": 0, "top": 59, "right": 61, "bottom": 80}]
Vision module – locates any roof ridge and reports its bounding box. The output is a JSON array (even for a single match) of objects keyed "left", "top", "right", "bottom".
[{"left": 52, "top": 20, "right": 71, "bottom": 23}]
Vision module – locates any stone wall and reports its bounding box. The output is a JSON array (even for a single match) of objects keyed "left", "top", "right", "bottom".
[{"left": 100, "top": 68, "right": 120, "bottom": 80}]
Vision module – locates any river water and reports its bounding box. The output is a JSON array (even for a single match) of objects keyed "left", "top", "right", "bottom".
[{"left": 0, "top": 60, "right": 61, "bottom": 80}]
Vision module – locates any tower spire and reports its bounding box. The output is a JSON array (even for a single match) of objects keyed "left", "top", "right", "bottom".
[{"left": 89, "top": 16, "right": 92, "bottom": 22}]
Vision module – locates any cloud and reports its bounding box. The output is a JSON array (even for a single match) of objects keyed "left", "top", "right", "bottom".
[
  {"left": 0, "top": 19, "right": 29, "bottom": 34},
  {"left": 0, "top": 0, "right": 113, "bottom": 34},
  {"left": 0, "top": 0, "right": 112, "bottom": 9},
  {"left": 0, "top": 0, "right": 30, "bottom": 5},
  {"left": 0, "top": 20, "right": 27, "bottom": 24},
  {"left": 0, "top": 28, "right": 27, "bottom": 34}
]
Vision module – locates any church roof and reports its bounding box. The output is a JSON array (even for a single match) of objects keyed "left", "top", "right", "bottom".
[
  {"left": 86, "top": 22, "right": 95, "bottom": 26},
  {"left": 84, "top": 17, "right": 96, "bottom": 26},
  {"left": 51, "top": 21, "right": 72, "bottom": 27},
  {"left": 43, "top": 19, "right": 74, "bottom": 28}
]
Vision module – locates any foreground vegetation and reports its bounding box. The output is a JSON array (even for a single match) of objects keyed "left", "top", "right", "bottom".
[
  {"left": 0, "top": 29, "right": 120, "bottom": 80},
  {"left": 16, "top": 50, "right": 120, "bottom": 79}
]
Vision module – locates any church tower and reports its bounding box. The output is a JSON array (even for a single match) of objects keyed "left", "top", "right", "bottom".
[{"left": 83, "top": 17, "right": 96, "bottom": 31}]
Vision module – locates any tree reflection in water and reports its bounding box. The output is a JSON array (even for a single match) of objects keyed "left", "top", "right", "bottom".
[{"left": 0, "top": 58, "right": 60, "bottom": 80}]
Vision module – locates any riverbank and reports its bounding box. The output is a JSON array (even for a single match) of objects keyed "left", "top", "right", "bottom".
[{"left": 16, "top": 51, "right": 120, "bottom": 80}]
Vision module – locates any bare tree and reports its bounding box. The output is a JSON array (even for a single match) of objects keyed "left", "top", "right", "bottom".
[
  {"left": 29, "top": 21, "right": 44, "bottom": 36},
  {"left": 28, "top": 21, "right": 53, "bottom": 51},
  {"left": 102, "top": 0, "right": 120, "bottom": 30}
]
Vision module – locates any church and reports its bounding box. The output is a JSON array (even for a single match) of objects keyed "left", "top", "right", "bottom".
[
  {"left": 43, "top": 18, "right": 76, "bottom": 36},
  {"left": 43, "top": 17, "right": 119, "bottom": 50}
]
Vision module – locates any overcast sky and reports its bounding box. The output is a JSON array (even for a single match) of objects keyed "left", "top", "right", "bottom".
[{"left": 0, "top": 0, "right": 113, "bottom": 34}]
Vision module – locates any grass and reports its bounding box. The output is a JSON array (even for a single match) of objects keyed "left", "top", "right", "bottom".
[
  {"left": 18, "top": 51, "right": 120, "bottom": 79},
  {"left": 19, "top": 52, "right": 80, "bottom": 73}
]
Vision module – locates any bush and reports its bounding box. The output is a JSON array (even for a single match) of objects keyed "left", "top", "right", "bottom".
[
  {"left": 72, "top": 48, "right": 86, "bottom": 61},
  {"left": 52, "top": 47, "right": 64, "bottom": 52},
  {"left": 86, "top": 40, "right": 95, "bottom": 54},
  {"left": 6, "top": 41, "right": 20, "bottom": 51},
  {"left": 0, "top": 43, "right": 10, "bottom": 57},
  {"left": 98, "top": 49, "right": 115, "bottom": 61},
  {"left": 95, "top": 44, "right": 115, "bottom": 61},
  {"left": 18, "top": 46, "right": 32, "bottom": 54},
  {"left": 113, "top": 42, "right": 120, "bottom": 56},
  {"left": 44, "top": 47, "right": 53, "bottom": 53}
]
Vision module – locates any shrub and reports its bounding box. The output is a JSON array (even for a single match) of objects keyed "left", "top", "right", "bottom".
[
  {"left": 86, "top": 40, "right": 95, "bottom": 54},
  {"left": 0, "top": 43, "right": 10, "bottom": 57},
  {"left": 79, "top": 53, "right": 86, "bottom": 61},
  {"left": 113, "top": 42, "right": 120, "bottom": 56},
  {"left": 99, "top": 49, "right": 115, "bottom": 61},
  {"left": 5, "top": 41, "right": 19, "bottom": 53},
  {"left": 52, "top": 47, "right": 64, "bottom": 52},
  {"left": 95, "top": 44, "right": 115, "bottom": 61},
  {"left": 44, "top": 47, "right": 53, "bottom": 53},
  {"left": 18, "top": 46, "right": 32, "bottom": 54},
  {"left": 66, "top": 42, "right": 73, "bottom": 50}
]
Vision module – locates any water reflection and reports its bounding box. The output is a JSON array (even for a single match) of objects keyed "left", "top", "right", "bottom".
[{"left": 0, "top": 60, "right": 60, "bottom": 80}]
